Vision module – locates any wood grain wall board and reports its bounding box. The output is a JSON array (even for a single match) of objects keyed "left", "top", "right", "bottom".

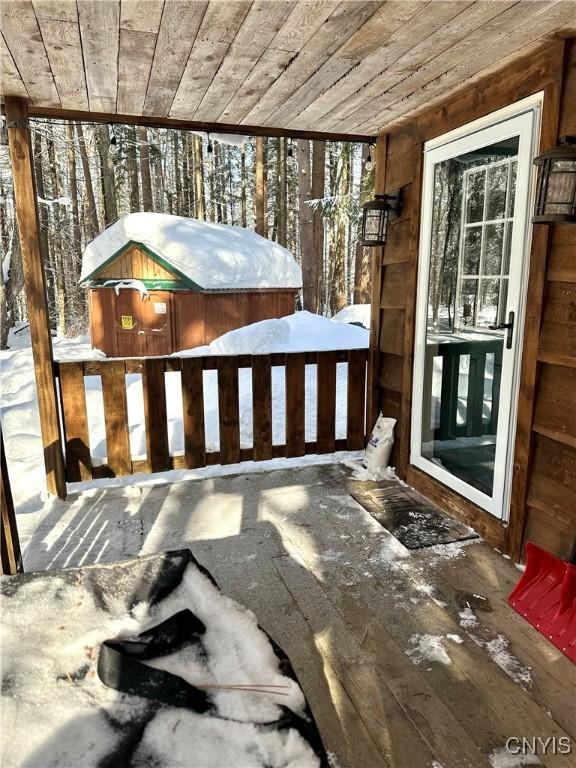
[
  {"left": 379, "top": 309, "right": 406, "bottom": 356},
  {"left": 117, "top": 27, "right": 161, "bottom": 115},
  {"left": 538, "top": 281, "right": 576, "bottom": 364},
  {"left": 0, "top": 1, "right": 60, "bottom": 105},
  {"left": 181, "top": 357, "right": 207, "bottom": 468},
  {"left": 320, "top": 0, "right": 498, "bottom": 131},
  {"left": 379, "top": 353, "right": 403, "bottom": 393},
  {"left": 286, "top": 1, "right": 427, "bottom": 128},
  {"left": 77, "top": 1, "right": 120, "bottom": 113},
  {"left": 533, "top": 364, "right": 576, "bottom": 448},
  {"left": 143, "top": 0, "right": 208, "bottom": 117},
  {"left": 193, "top": 0, "right": 295, "bottom": 123},
  {"left": 527, "top": 434, "right": 576, "bottom": 530},
  {"left": 331, "top": 0, "right": 542, "bottom": 133},
  {"left": 241, "top": 1, "right": 381, "bottom": 126},
  {"left": 547, "top": 244, "right": 576, "bottom": 282},
  {"left": 252, "top": 355, "right": 273, "bottom": 461},
  {"left": 285, "top": 352, "right": 306, "bottom": 457},
  {"left": 33, "top": 4, "right": 88, "bottom": 110},
  {"left": 59, "top": 362, "right": 92, "bottom": 482},
  {"left": 0, "top": 35, "right": 30, "bottom": 100},
  {"left": 523, "top": 504, "right": 575, "bottom": 561},
  {"left": 100, "top": 360, "right": 131, "bottom": 476},
  {"left": 359, "top": 13, "right": 573, "bottom": 134},
  {"left": 380, "top": 263, "right": 407, "bottom": 310}
]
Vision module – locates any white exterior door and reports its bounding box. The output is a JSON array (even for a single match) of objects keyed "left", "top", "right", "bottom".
[{"left": 411, "top": 99, "right": 541, "bottom": 519}]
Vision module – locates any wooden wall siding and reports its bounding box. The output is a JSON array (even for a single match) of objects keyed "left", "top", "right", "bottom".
[
  {"left": 94, "top": 245, "right": 177, "bottom": 281},
  {"left": 89, "top": 288, "right": 295, "bottom": 357},
  {"left": 374, "top": 39, "right": 575, "bottom": 557},
  {"left": 56, "top": 349, "right": 368, "bottom": 482},
  {"left": 1, "top": 2, "right": 575, "bottom": 138}
]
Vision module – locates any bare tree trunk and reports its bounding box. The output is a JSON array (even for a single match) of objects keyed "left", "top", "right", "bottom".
[
  {"left": 47, "top": 132, "right": 66, "bottom": 334},
  {"left": 75, "top": 123, "right": 100, "bottom": 238},
  {"left": 137, "top": 126, "right": 153, "bottom": 212},
  {"left": 127, "top": 126, "right": 140, "bottom": 212},
  {"left": 173, "top": 132, "right": 182, "bottom": 215},
  {"left": 354, "top": 143, "right": 371, "bottom": 304},
  {"left": 65, "top": 122, "right": 85, "bottom": 329},
  {"left": 309, "top": 141, "right": 325, "bottom": 314},
  {"left": 277, "top": 137, "right": 287, "bottom": 246},
  {"left": 298, "top": 140, "right": 315, "bottom": 311},
  {"left": 330, "top": 143, "right": 350, "bottom": 314},
  {"left": 182, "top": 134, "right": 191, "bottom": 217},
  {"left": 240, "top": 146, "right": 247, "bottom": 227},
  {"left": 255, "top": 137, "right": 266, "bottom": 236},
  {"left": 96, "top": 124, "right": 118, "bottom": 226},
  {"left": 193, "top": 136, "right": 205, "bottom": 220},
  {"left": 33, "top": 132, "right": 51, "bottom": 271}
]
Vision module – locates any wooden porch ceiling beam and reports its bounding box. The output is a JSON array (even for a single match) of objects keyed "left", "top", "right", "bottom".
[
  {"left": 5, "top": 97, "right": 67, "bottom": 500},
  {"left": 8, "top": 105, "right": 376, "bottom": 144}
]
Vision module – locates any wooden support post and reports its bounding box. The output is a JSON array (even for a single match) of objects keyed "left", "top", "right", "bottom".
[
  {"left": 366, "top": 134, "right": 388, "bottom": 434},
  {"left": 5, "top": 97, "right": 66, "bottom": 499},
  {"left": 1, "top": 426, "right": 22, "bottom": 574}
]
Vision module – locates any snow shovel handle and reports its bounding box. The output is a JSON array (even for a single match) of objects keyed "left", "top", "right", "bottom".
[{"left": 569, "top": 537, "right": 576, "bottom": 566}]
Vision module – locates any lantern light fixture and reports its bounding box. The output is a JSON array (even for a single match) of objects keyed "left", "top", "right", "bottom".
[
  {"left": 533, "top": 136, "right": 576, "bottom": 224},
  {"left": 359, "top": 191, "right": 403, "bottom": 247}
]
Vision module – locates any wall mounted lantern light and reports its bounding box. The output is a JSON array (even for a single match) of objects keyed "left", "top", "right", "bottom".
[
  {"left": 359, "top": 191, "right": 403, "bottom": 247},
  {"left": 533, "top": 136, "right": 576, "bottom": 224}
]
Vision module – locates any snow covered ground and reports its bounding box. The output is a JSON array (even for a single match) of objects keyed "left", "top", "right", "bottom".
[{"left": 0, "top": 312, "right": 368, "bottom": 515}]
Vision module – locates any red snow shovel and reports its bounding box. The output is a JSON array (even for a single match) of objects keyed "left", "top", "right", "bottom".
[{"left": 508, "top": 540, "right": 576, "bottom": 663}]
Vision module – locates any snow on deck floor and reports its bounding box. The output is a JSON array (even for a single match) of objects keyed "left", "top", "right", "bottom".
[
  {"left": 0, "top": 312, "right": 368, "bottom": 515},
  {"left": 14, "top": 462, "right": 573, "bottom": 768}
]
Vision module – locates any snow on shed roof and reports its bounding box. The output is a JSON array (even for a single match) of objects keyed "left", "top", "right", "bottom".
[{"left": 80, "top": 213, "right": 302, "bottom": 290}]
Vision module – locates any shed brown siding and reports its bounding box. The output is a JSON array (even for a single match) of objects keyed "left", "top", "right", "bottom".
[
  {"left": 372, "top": 39, "right": 575, "bottom": 558},
  {"left": 89, "top": 288, "right": 296, "bottom": 357}
]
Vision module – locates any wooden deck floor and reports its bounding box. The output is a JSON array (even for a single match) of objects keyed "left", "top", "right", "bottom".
[{"left": 19, "top": 463, "right": 575, "bottom": 767}]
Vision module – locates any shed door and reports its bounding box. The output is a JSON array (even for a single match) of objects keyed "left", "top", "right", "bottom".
[{"left": 114, "top": 290, "right": 172, "bottom": 357}]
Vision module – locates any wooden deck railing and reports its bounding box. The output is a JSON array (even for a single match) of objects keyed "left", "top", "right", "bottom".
[
  {"left": 423, "top": 339, "right": 502, "bottom": 442},
  {"left": 55, "top": 349, "right": 368, "bottom": 483}
]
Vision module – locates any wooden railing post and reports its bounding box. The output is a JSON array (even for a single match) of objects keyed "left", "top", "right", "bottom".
[
  {"left": 1, "top": 426, "right": 22, "bottom": 574},
  {"left": 5, "top": 97, "right": 66, "bottom": 499}
]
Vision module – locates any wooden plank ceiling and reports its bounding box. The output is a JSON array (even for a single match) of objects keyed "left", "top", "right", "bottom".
[{"left": 1, "top": 0, "right": 575, "bottom": 138}]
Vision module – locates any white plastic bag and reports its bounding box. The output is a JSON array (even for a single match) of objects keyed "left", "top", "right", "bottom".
[{"left": 362, "top": 414, "right": 396, "bottom": 475}]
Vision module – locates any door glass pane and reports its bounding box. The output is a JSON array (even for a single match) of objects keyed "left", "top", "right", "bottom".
[{"left": 421, "top": 135, "right": 519, "bottom": 497}]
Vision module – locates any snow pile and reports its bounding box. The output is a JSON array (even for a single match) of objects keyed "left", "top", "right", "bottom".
[
  {"left": 332, "top": 304, "right": 371, "bottom": 329},
  {"left": 103, "top": 278, "right": 149, "bottom": 298},
  {"left": 209, "top": 317, "right": 291, "bottom": 355},
  {"left": 484, "top": 635, "right": 533, "bottom": 689},
  {"left": 405, "top": 634, "right": 452, "bottom": 665},
  {"left": 80, "top": 213, "right": 302, "bottom": 290},
  {"left": 1, "top": 555, "right": 319, "bottom": 767},
  {"left": 177, "top": 311, "right": 369, "bottom": 357},
  {"left": 488, "top": 747, "right": 541, "bottom": 767}
]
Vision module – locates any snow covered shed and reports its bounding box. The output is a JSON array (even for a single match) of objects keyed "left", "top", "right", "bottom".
[{"left": 80, "top": 213, "right": 302, "bottom": 357}]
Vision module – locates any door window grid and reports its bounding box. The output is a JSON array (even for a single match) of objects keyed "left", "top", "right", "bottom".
[{"left": 455, "top": 157, "right": 517, "bottom": 329}]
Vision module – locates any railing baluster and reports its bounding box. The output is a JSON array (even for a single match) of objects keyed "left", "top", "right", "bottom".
[
  {"left": 217, "top": 356, "right": 240, "bottom": 464},
  {"left": 286, "top": 352, "right": 306, "bottom": 457},
  {"left": 101, "top": 361, "right": 131, "bottom": 476},
  {"left": 347, "top": 350, "right": 367, "bottom": 450},
  {"left": 142, "top": 358, "right": 170, "bottom": 472},
  {"left": 317, "top": 351, "right": 337, "bottom": 454},
  {"left": 252, "top": 355, "right": 273, "bottom": 461},
  {"left": 181, "top": 358, "right": 206, "bottom": 468},
  {"left": 59, "top": 362, "right": 93, "bottom": 481}
]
